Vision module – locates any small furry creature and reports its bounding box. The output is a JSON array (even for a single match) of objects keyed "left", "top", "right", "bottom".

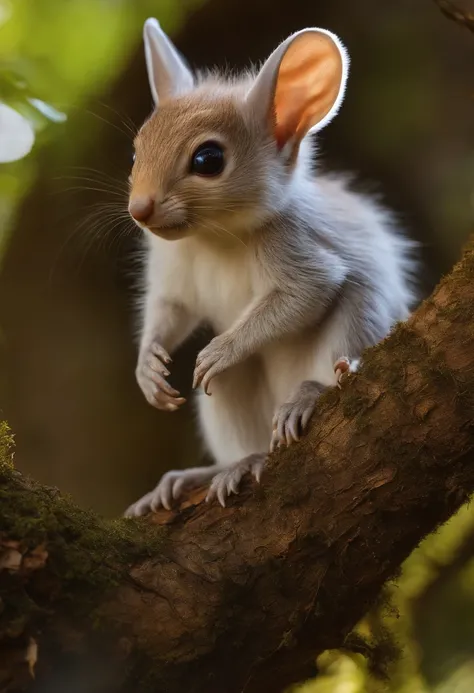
[{"left": 124, "top": 18, "right": 417, "bottom": 516}]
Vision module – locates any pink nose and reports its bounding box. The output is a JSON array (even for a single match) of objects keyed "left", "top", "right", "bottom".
[{"left": 129, "top": 197, "right": 154, "bottom": 222}]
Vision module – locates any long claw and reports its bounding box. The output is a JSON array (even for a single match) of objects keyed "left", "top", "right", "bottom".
[
  {"left": 147, "top": 358, "right": 170, "bottom": 377},
  {"left": 334, "top": 357, "right": 353, "bottom": 388},
  {"left": 205, "top": 486, "right": 213, "bottom": 503},
  {"left": 253, "top": 460, "right": 264, "bottom": 483},
  {"left": 158, "top": 487, "right": 171, "bottom": 511},
  {"left": 269, "top": 433, "right": 278, "bottom": 453},
  {"left": 153, "top": 391, "right": 185, "bottom": 408},
  {"left": 290, "top": 419, "right": 301, "bottom": 442},
  {"left": 206, "top": 455, "right": 265, "bottom": 506},
  {"left": 229, "top": 478, "right": 240, "bottom": 495},
  {"left": 277, "top": 415, "right": 286, "bottom": 445},
  {"left": 137, "top": 341, "right": 188, "bottom": 412},
  {"left": 151, "top": 343, "right": 172, "bottom": 364},
  {"left": 172, "top": 477, "right": 185, "bottom": 499},
  {"left": 144, "top": 366, "right": 180, "bottom": 397},
  {"left": 202, "top": 373, "right": 212, "bottom": 395},
  {"left": 217, "top": 484, "right": 226, "bottom": 508},
  {"left": 193, "top": 362, "right": 208, "bottom": 390},
  {"left": 287, "top": 412, "right": 300, "bottom": 444},
  {"left": 271, "top": 389, "right": 321, "bottom": 451},
  {"left": 301, "top": 407, "right": 313, "bottom": 430}
]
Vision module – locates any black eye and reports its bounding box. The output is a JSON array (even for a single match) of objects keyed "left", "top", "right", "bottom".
[
  {"left": 132, "top": 152, "right": 136, "bottom": 164},
  {"left": 190, "top": 141, "right": 224, "bottom": 176}
]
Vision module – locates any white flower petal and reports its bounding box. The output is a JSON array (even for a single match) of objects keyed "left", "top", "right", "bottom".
[{"left": 0, "top": 103, "right": 35, "bottom": 163}]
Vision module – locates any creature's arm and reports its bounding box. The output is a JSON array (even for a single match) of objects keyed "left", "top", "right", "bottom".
[{"left": 193, "top": 242, "right": 348, "bottom": 392}]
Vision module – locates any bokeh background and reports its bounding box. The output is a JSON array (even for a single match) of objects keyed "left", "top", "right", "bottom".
[{"left": 1, "top": 0, "right": 474, "bottom": 691}]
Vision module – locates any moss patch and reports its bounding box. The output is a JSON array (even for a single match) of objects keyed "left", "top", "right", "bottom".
[
  {"left": 0, "top": 462, "right": 168, "bottom": 585},
  {"left": 0, "top": 421, "right": 14, "bottom": 467},
  {"left": 0, "top": 422, "right": 169, "bottom": 628}
]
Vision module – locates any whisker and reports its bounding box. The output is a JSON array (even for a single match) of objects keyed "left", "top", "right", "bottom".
[
  {"left": 47, "top": 203, "right": 133, "bottom": 284},
  {"left": 65, "top": 166, "right": 130, "bottom": 188},
  {"left": 200, "top": 219, "right": 249, "bottom": 249},
  {"left": 97, "top": 101, "right": 138, "bottom": 137},
  {"left": 54, "top": 185, "right": 127, "bottom": 198},
  {"left": 83, "top": 108, "right": 133, "bottom": 141},
  {"left": 53, "top": 174, "right": 129, "bottom": 191},
  {"left": 215, "top": 224, "right": 249, "bottom": 249}
]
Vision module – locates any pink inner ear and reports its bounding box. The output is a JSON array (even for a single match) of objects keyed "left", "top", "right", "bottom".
[
  {"left": 274, "top": 86, "right": 306, "bottom": 150},
  {"left": 273, "top": 33, "right": 343, "bottom": 151}
]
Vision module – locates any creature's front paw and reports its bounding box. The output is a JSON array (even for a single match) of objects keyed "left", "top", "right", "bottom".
[
  {"left": 270, "top": 381, "right": 324, "bottom": 452},
  {"left": 193, "top": 334, "right": 238, "bottom": 394},
  {"left": 206, "top": 454, "right": 266, "bottom": 508},
  {"left": 124, "top": 467, "right": 217, "bottom": 516},
  {"left": 136, "top": 341, "right": 186, "bottom": 411}
]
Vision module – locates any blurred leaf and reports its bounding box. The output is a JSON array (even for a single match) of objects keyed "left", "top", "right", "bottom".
[
  {"left": 0, "top": 0, "right": 199, "bottom": 251},
  {"left": 26, "top": 97, "right": 66, "bottom": 123},
  {"left": 0, "top": 102, "right": 34, "bottom": 162}
]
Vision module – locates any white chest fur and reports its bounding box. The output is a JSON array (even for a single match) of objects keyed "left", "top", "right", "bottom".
[{"left": 146, "top": 234, "right": 259, "bottom": 334}]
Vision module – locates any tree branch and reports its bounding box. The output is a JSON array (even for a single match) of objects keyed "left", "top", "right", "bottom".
[{"left": 1, "top": 237, "right": 474, "bottom": 692}]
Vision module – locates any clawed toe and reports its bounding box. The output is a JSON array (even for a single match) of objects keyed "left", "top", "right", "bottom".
[
  {"left": 271, "top": 382, "right": 323, "bottom": 452},
  {"left": 124, "top": 466, "right": 217, "bottom": 516},
  {"left": 334, "top": 356, "right": 360, "bottom": 388},
  {"left": 124, "top": 491, "right": 155, "bottom": 518},
  {"left": 125, "top": 455, "right": 268, "bottom": 515},
  {"left": 206, "top": 454, "right": 265, "bottom": 507},
  {"left": 270, "top": 405, "right": 311, "bottom": 452}
]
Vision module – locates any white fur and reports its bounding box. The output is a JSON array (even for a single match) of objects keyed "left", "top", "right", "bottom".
[{"left": 129, "top": 166, "right": 416, "bottom": 514}]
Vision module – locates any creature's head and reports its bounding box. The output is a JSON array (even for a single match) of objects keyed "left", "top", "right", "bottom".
[{"left": 129, "top": 18, "right": 349, "bottom": 241}]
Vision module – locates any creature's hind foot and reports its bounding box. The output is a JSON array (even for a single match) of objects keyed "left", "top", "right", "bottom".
[
  {"left": 206, "top": 453, "right": 266, "bottom": 508},
  {"left": 270, "top": 380, "right": 325, "bottom": 452},
  {"left": 124, "top": 466, "right": 217, "bottom": 516}
]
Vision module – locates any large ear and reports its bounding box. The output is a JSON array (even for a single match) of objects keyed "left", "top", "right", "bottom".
[
  {"left": 246, "top": 28, "right": 349, "bottom": 153},
  {"left": 143, "top": 18, "right": 194, "bottom": 105}
]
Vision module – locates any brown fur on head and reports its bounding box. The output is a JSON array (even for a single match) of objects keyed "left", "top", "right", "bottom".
[
  {"left": 128, "top": 18, "right": 349, "bottom": 242},
  {"left": 131, "top": 89, "right": 275, "bottom": 241}
]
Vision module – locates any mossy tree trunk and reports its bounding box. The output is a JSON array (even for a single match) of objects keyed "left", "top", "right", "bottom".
[{"left": 1, "top": 239, "right": 474, "bottom": 693}]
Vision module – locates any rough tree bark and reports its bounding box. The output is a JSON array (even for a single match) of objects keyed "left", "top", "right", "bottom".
[{"left": 1, "top": 238, "right": 474, "bottom": 693}]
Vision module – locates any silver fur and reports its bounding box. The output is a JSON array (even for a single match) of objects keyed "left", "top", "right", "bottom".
[{"left": 124, "top": 21, "right": 418, "bottom": 516}]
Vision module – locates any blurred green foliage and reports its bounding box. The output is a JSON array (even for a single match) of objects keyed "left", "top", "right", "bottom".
[
  {"left": 291, "top": 503, "right": 474, "bottom": 693},
  {"left": 0, "top": 0, "right": 194, "bottom": 247}
]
